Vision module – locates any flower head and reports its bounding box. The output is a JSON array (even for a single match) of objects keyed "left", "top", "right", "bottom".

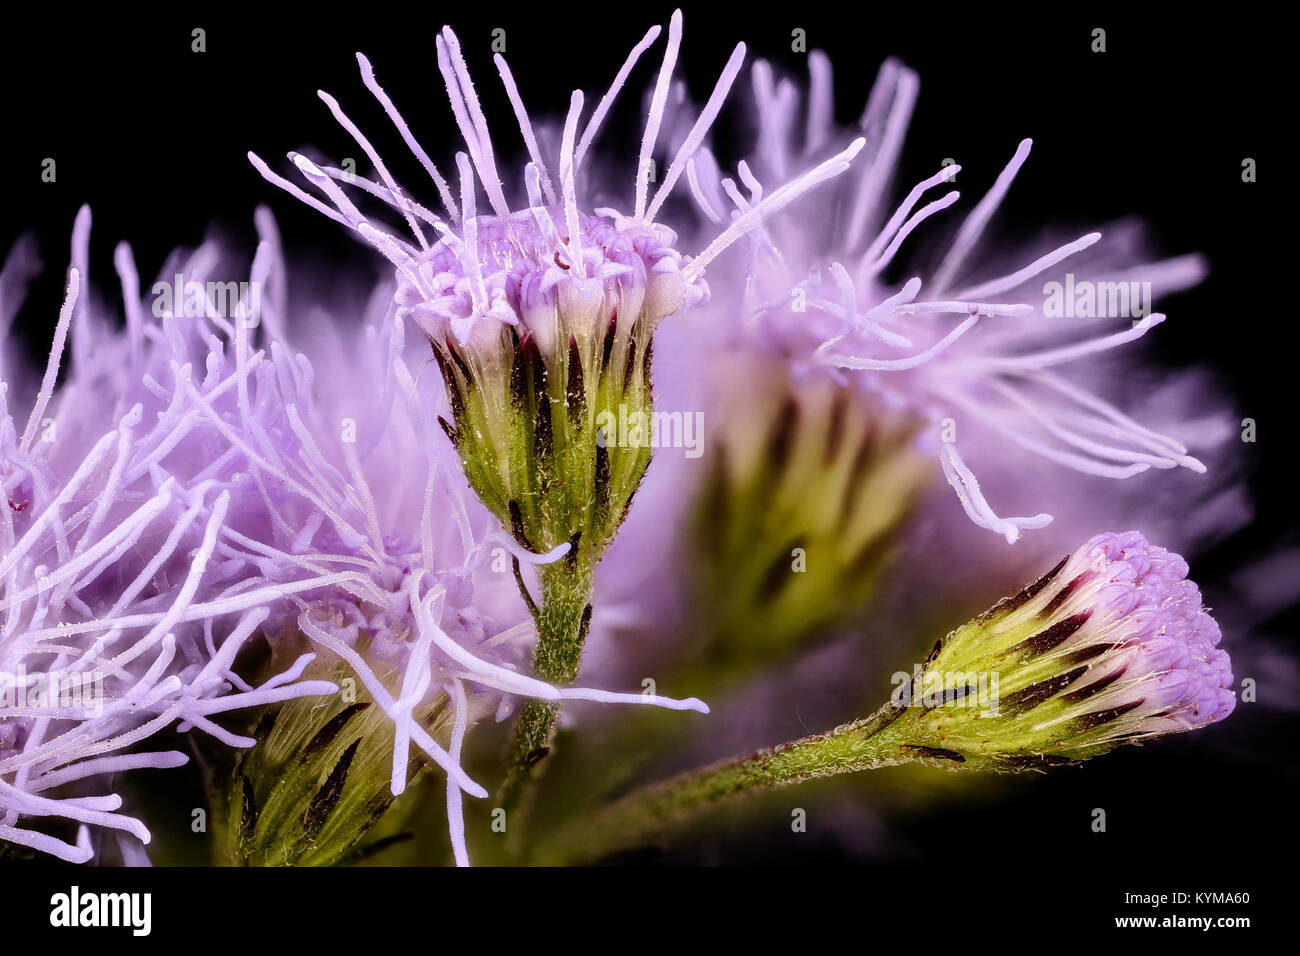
[
  {"left": 683, "top": 55, "right": 1209, "bottom": 544},
  {"left": 249, "top": 13, "right": 864, "bottom": 566},
  {"left": 0, "top": 211, "right": 338, "bottom": 863},
  {"left": 888, "top": 530, "right": 1235, "bottom": 767}
]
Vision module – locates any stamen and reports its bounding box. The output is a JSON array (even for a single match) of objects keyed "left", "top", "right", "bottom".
[
  {"left": 932, "top": 138, "right": 1034, "bottom": 292},
  {"left": 559, "top": 92, "right": 587, "bottom": 279},
  {"left": 436, "top": 28, "right": 510, "bottom": 217},
  {"left": 825, "top": 313, "right": 980, "bottom": 371},
  {"left": 940, "top": 443, "right": 1052, "bottom": 544},
  {"left": 19, "top": 268, "right": 79, "bottom": 455},
  {"left": 687, "top": 139, "right": 865, "bottom": 279},
  {"left": 636, "top": 9, "right": 684, "bottom": 220},
  {"left": 493, "top": 54, "right": 557, "bottom": 206},
  {"left": 445, "top": 677, "right": 470, "bottom": 867},
  {"left": 844, "top": 63, "right": 919, "bottom": 250},
  {"left": 356, "top": 52, "right": 459, "bottom": 223},
  {"left": 315, "top": 90, "right": 430, "bottom": 251},
  {"left": 984, "top": 313, "right": 1166, "bottom": 370},
  {"left": 861, "top": 190, "right": 961, "bottom": 277},
  {"left": 575, "top": 24, "right": 663, "bottom": 169},
  {"left": 646, "top": 41, "right": 747, "bottom": 221},
  {"left": 804, "top": 50, "right": 834, "bottom": 155},
  {"left": 955, "top": 232, "right": 1102, "bottom": 301}
]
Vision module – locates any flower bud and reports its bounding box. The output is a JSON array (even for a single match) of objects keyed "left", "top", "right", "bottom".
[
  {"left": 212, "top": 645, "right": 447, "bottom": 866},
  {"left": 880, "top": 531, "right": 1235, "bottom": 769}
]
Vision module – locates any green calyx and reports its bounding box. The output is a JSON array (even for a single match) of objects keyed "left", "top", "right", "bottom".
[
  {"left": 886, "top": 556, "right": 1139, "bottom": 767},
  {"left": 531, "top": 559, "right": 1136, "bottom": 863},
  {"left": 432, "top": 314, "right": 655, "bottom": 568},
  {"left": 213, "top": 645, "right": 450, "bottom": 867},
  {"left": 681, "top": 358, "right": 928, "bottom": 690},
  {"left": 430, "top": 315, "right": 657, "bottom": 815}
]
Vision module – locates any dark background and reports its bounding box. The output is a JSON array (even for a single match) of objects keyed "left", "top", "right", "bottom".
[{"left": 0, "top": 1, "right": 1290, "bottom": 921}]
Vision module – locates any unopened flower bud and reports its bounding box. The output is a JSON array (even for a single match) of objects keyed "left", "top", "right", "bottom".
[
  {"left": 425, "top": 212, "right": 701, "bottom": 570},
  {"left": 213, "top": 646, "right": 447, "bottom": 867},
  {"left": 882, "top": 531, "right": 1235, "bottom": 769}
]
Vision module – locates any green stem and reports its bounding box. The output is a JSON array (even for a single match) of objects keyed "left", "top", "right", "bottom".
[
  {"left": 498, "top": 557, "right": 594, "bottom": 815},
  {"left": 530, "top": 702, "right": 914, "bottom": 864}
]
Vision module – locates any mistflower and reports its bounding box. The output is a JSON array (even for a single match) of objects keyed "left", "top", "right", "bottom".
[
  {"left": 0, "top": 212, "right": 338, "bottom": 863},
  {"left": 249, "top": 10, "right": 864, "bottom": 801},
  {"left": 212, "top": 652, "right": 449, "bottom": 867},
  {"left": 248, "top": 14, "right": 861, "bottom": 564},
  {"left": 683, "top": 54, "right": 1210, "bottom": 544},
  {"left": 539, "top": 531, "right": 1234, "bottom": 863},
  {"left": 0, "top": 207, "right": 707, "bottom": 867}
]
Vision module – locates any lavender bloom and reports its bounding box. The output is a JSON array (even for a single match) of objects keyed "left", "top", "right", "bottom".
[
  {"left": 244, "top": 16, "right": 867, "bottom": 595},
  {"left": 0, "top": 211, "right": 337, "bottom": 863},
  {"left": 683, "top": 55, "right": 1210, "bottom": 544},
  {"left": 533, "top": 529, "right": 1237, "bottom": 865},
  {"left": 246, "top": 11, "right": 871, "bottom": 799},
  {"left": 1, "top": 205, "right": 706, "bottom": 866},
  {"left": 248, "top": 13, "right": 862, "bottom": 370}
]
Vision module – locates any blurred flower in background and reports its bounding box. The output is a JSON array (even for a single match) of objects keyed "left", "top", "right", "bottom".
[
  {"left": 591, "top": 42, "right": 1243, "bottom": 684},
  {"left": 554, "top": 43, "right": 1254, "bottom": 854}
]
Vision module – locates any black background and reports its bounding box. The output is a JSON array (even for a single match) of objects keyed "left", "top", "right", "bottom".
[{"left": 0, "top": 2, "right": 1290, "bottom": 931}]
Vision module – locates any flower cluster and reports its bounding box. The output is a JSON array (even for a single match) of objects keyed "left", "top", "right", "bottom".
[
  {"left": 0, "top": 206, "right": 703, "bottom": 866},
  {"left": 250, "top": 17, "right": 863, "bottom": 567},
  {"left": 1, "top": 12, "right": 1242, "bottom": 868}
]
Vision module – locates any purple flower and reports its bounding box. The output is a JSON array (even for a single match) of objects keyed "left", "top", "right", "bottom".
[
  {"left": 248, "top": 15, "right": 863, "bottom": 371},
  {"left": 241, "top": 11, "right": 869, "bottom": 811},
  {"left": 681, "top": 55, "right": 1211, "bottom": 543},
  {"left": 1020, "top": 530, "right": 1235, "bottom": 735},
  {"left": 0, "top": 211, "right": 338, "bottom": 863},
  {"left": 0, "top": 203, "right": 706, "bottom": 866}
]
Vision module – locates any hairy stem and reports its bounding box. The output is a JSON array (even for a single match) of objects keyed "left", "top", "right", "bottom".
[
  {"left": 530, "top": 702, "right": 914, "bottom": 864},
  {"left": 498, "top": 558, "right": 594, "bottom": 816}
]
